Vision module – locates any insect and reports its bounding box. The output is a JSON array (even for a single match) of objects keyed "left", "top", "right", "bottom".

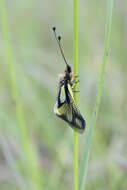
[{"left": 53, "top": 27, "right": 86, "bottom": 133}]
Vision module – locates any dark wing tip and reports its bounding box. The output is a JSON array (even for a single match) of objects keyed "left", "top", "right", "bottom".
[
  {"left": 77, "top": 118, "right": 86, "bottom": 134},
  {"left": 83, "top": 118, "right": 86, "bottom": 129}
]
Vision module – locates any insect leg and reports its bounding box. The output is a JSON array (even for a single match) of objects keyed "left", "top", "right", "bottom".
[
  {"left": 74, "top": 75, "right": 79, "bottom": 78},
  {"left": 73, "top": 90, "right": 80, "bottom": 93},
  {"left": 72, "top": 80, "right": 80, "bottom": 93},
  {"left": 72, "top": 79, "right": 80, "bottom": 91},
  {"left": 73, "top": 79, "right": 80, "bottom": 84},
  {"left": 72, "top": 75, "right": 80, "bottom": 84}
]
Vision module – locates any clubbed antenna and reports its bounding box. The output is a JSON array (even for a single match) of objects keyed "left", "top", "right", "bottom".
[{"left": 52, "top": 27, "right": 68, "bottom": 67}]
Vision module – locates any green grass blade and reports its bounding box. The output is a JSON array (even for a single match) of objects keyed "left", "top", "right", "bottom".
[
  {"left": 73, "top": 0, "right": 79, "bottom": 190},
  {"left": 79, "top": 1, "right": 114, "bottom": 190},
  {"left": 0, "top": 1, "right": 42, "bottom": 190}
]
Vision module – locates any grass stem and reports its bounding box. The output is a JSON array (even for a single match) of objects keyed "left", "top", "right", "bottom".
[
  {"left": 0, "top": 1, "right": 42, "bottom": 190},
  {"left": 73, "top": 0, "right": 79, "bottom": 190},
  {"left": 79, "top": 1, "right": 114, "bottom": 190}
]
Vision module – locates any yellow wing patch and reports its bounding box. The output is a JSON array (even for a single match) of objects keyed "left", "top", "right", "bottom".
[{"left": 54, "top": 82, "right": 86, "bottom": 133}]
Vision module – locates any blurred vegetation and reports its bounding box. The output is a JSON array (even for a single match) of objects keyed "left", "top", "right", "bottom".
[{"left": 0, "top": 0, "right": 127, "bottom": 190}]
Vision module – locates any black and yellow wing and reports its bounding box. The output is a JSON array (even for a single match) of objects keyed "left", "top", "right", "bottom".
[{"left": 54, "top": 82, "right": 86, "bottom": 133}]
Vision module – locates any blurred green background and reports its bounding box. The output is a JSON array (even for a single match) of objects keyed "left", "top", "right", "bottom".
[{"left": 0, "top": 0, "right": 127, "bottom": 190}]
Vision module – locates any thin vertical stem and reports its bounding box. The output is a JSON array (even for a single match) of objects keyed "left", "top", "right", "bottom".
[
  {"left": 79, "top": 1, "right": 114, "bottom": 190},
  {"left": 73, "top": 0, "right": 79, "bottom": 190},
  {"left": 0, "top": 1, "right": 42, "bottom": 190}
]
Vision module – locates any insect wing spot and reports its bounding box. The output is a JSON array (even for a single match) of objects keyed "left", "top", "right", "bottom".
[{"left": 75, "top": 118, "right": 82, "bottom": 128}]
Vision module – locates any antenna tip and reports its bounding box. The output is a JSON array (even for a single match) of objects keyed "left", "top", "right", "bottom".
[
  {"left": 52, "top": 27, "right": 56, "bottom": 31},
  {"left": 58, "top": 36, "right": 61, "bottom": 41}
]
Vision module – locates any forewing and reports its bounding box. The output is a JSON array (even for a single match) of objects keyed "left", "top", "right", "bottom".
[
  {"left": 54, "top": 82, "right": 86, "bottom": 133},
  {"left": 54, "top": 99, "right": 85, "bottom": 133}
]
